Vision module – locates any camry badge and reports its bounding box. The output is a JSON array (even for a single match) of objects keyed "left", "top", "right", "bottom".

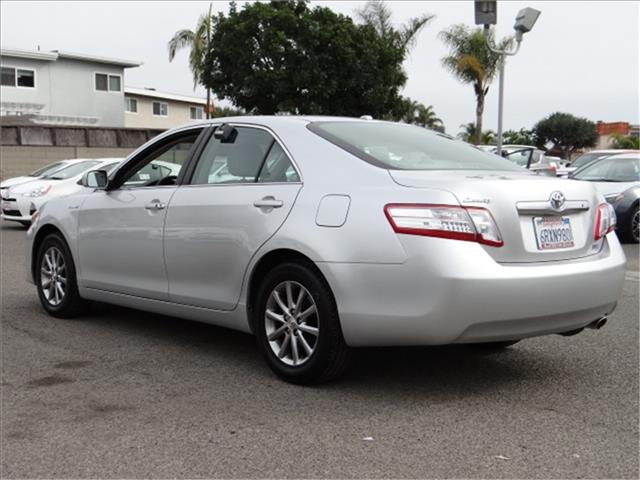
[{"left": 549, "top": 191, "right": 565, "bottom": 211}]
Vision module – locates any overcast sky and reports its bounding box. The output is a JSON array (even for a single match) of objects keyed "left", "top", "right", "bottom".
[{"left": 1, "top": 1, "right": 638, "bottom": 134}]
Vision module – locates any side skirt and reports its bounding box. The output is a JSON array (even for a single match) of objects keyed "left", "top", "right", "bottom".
[{"left": 80, "top": 287, "right": 252, "bottom": 334}]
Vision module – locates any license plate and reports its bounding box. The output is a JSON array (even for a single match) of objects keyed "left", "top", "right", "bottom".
[{"left": 533, "top": 216, "right": 575, "bottom": 250}]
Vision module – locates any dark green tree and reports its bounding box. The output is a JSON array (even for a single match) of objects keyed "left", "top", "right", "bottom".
[
  {"left": 202, "top": 0, "right": 410, "bottom": 117},
  {"left": 533, "top": 112, "right": 598, "bottom": 159},
  {"left": 211, "top": 105, "right": 247, "bottom": 118}
]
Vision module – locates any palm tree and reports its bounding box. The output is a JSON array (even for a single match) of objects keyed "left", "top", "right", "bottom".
[
  {"left": 440, "top": 24, "right": 512, "bottom": 144},
  {"left": 356, "top": 0, "right": 434, "bottom": 54},
  {"left": 400, "top": 100, "right": 444, "bottom": 131},
  {"left": 168, "top": 4, "right": 214, "bottom": 118},
  {"left": 458, "top": 122, "right": 495, "bottom": 145}
]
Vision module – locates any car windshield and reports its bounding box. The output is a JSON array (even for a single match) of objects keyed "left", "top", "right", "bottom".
[
  {"left": 29, "top": 161, "right": 66, "bottom": 177},
  {"left": 573, "top": 156, "right": 640, "bottom": 182},
  {"left": 42, "top": 160, "right": 102, "bottom": 180},
  {"left": 308, "top": 122, "right": 524, "bottom": 172},
  {"left": 572, "top": 152, "right": 610, "bottom": 169}
]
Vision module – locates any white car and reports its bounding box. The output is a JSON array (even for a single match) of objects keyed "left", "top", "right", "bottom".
[
  {"left": 479, "top": 145, "right": 559, "bottom": 176},
  {"left": 1, "top": 158, "right": 123, "bottom": 226},
  {"left": 0, "top": 159, "right": 82, "bottom": 197}
]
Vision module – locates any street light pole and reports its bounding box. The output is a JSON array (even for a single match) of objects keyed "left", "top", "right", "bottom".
[
  {"left": 474, "top": 2, "right": 540, "bottom": 156},
  {"left": 484, "top": 27, "right": 521, "bottom": 156}
]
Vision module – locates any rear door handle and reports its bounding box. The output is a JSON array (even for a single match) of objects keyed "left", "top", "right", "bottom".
[
  {"left": 145, "top": 201, "right": 166, "bottom": 211},
  {"left": 253, "top": 197, "right": 283, "bottom": 209}
]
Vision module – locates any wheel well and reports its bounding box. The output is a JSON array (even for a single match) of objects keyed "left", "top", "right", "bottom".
[
  {"left": 246, "top": 249, "right": 330, "bottom": 333},
  {"left": 31, "top": 224, "right": 65, "bottom": 282}
]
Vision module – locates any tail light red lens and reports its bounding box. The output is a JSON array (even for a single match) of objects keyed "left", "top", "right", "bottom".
[
  {"left": 594, "top": 203, "right": 616, "bottom": 240},
  {"left": 384, "top": 204, "right": 503, "bottom": 247}
]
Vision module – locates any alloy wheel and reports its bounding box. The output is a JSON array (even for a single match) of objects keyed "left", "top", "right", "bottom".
[
  {"left": 40, "top": 246, "right": 67, "bottom": 306},
  {"left": 633, "top": 209, "right": 639, "bottom": 242},
  {"left": 264, "top": 281, "right": 319, "bottom": 366}
]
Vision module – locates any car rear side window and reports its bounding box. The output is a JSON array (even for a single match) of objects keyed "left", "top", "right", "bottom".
[{"left": 308, "top": 121, "right": 524, "bottom": 172}]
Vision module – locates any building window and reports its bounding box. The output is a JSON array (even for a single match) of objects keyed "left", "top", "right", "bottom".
[
  {"left": 190, "top": 106, "right": 204, "bottom": 120},
  {"left": 153, "top": 102, "right": 168, "bottom": 116},
  {"left": 125, "top": 97, "right": 137, "bottom": 113},
  {"left": 109, "top": 75, "right": 121, "bottom": 92},
  {"left": 1, "top": 66, "right": 35, "bottom": 88},
  {"left": 95, "top": 73, "right": 121, "bottom": 92}
]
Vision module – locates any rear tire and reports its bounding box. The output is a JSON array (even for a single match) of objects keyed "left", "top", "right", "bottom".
[
  {"left": 35, "top": 233, "right": 89, "bottom": 318},
  {"left": 254, "top": 262, "right": 351, "bottom": 384}
]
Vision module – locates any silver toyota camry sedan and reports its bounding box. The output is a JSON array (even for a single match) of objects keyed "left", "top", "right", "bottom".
[{"left": 25, "top": 117, "right": 627, "bottom": 384}]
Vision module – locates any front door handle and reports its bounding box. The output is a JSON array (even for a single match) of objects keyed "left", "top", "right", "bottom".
[
  {"left": 253, "top": 197, "right": 283, "bottom": 209},
  {"left": 145, "top": 201, "right": 166, "bottom": 211}
]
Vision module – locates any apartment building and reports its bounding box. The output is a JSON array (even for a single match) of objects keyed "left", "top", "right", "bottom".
[
  {"left": 124, "top": 87, "right": 207, "bottom": 129},
  {"left": 1, "top": 47, "right": 141, "bottom": 127}
]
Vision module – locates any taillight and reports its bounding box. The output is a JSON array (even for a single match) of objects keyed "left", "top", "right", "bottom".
[
  {"left": 594, "top": 202, "right": 616, "bottom": 240},
  {"left": 384, "top": 204, "right": 503, "bottom": 247}
]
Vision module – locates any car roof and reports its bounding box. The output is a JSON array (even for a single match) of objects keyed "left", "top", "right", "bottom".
[
  {"left": 600, "top": 152, "right": 639, "bottom": 160},
  {"left": 190, "top": 115, "right": 412, "bottom": 128},
  {"left": 585, "top": 149, "right": 637, "bottom": 153}
]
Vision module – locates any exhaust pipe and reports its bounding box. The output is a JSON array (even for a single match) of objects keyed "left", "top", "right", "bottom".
[{"left": 586, "top": 316, "right": 608, "bottom": 330}]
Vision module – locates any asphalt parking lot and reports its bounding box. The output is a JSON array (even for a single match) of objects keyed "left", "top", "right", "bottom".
[{"left": 1, "top": 221, "right": 638, "bottom": 479}]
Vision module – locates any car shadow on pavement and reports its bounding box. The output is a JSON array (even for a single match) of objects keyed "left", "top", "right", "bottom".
[{"left": 86, "top": 302, "right": 560, "bottom": 399}]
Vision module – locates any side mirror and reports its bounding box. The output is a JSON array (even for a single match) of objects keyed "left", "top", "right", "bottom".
[{"left": 82, "top": 170, "right": 108, "bottom": 189}]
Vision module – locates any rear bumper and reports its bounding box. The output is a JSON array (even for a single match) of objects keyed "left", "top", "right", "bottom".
[{"left": 317, "top": 233, "right": 626, "bottom": 347}]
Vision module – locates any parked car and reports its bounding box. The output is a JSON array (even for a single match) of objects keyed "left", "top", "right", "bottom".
[
  {"left": 1, "top": 158, "right": 123, "bottom": 226},
  {"left": 0, "top": 159, "right": 81, "bottom": 196},
  {"left": 482, "top": 145, "right": 559, "bottom": 176},
  {"left": 557, "top": 149, "right": 638, "bottom": 177},
  {"left": 26, "top": 117, "right": 626, "bottom": 384},
  {"left": 571, "top": 152, "right": 640, "bottom": 243}
]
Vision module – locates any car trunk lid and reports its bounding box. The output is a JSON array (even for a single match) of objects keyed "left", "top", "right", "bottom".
[{"left": 388, "top": 170, "right": 604, "bottom": 263}]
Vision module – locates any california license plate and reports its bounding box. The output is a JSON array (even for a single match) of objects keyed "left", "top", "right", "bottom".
[{"left": 533, "top": 216, "right": 574, "bottom": 250}]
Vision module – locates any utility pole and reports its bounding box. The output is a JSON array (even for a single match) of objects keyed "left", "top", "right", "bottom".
[{"left": 474, "top": 1, "right": 541, "bottom": 156}]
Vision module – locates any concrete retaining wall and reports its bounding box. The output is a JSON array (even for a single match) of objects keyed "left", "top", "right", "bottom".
[{"left": 0, "top": 124, "right": 165, "bottom": 180}]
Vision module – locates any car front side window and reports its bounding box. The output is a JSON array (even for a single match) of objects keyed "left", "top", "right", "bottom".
[{"left": 117, "top": 131, "right": 201, "bottom": 188}]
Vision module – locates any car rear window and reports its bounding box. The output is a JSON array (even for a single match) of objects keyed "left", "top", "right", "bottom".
[{"left": 308, "top": 121, "right": 524, "bottom": 172}]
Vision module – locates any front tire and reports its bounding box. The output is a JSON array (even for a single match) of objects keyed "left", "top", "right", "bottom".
[
  {"left": 35, "top": 233, "right": 89, "bottom": 318},
  {"left": 255, "top": 262, "right": 351, "bottom": 384}
]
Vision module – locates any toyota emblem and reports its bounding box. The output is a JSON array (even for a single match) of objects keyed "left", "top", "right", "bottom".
[{"left": 549, "top": 191, "right": 565, "bottom": 211}]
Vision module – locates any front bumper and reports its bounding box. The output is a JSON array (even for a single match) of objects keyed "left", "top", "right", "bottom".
[
  {"left": 317, "top": 233, "right": 626, "bottom": 347},
  {"left": 1, "top": 195, "right": 39, "bottom": 223}
]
